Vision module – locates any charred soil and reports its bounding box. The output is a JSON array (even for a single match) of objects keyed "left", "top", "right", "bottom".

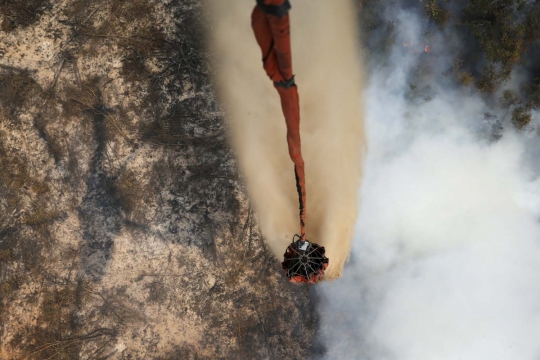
[{"left": 0, "top": 1, "right": 321, "bottom": 359}]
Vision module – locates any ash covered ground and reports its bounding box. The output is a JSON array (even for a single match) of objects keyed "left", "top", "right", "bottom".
[{"left": 0, "top": 1, "right": 321, "bottom": 359}]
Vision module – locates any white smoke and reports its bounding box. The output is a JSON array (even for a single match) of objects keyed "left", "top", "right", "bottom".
[{"left": 317, "top": 6, "right": 540, "bottom": 360}]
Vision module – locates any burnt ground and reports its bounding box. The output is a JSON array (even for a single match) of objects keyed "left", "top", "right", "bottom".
[{"left": 0, "top": 1, "right": 322, "bottom": 359}]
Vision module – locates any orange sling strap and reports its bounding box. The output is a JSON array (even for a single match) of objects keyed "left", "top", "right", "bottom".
[{"left": 251, "top": 0, "right": 307, "bottom": 238}]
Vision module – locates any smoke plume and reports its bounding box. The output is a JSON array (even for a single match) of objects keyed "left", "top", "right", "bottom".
[
  {"left": 203, "top": 0, "right": 365, "bottom": 279},
  {"left": 317, "top": 4, "right": 540, "bottom": 360}
]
